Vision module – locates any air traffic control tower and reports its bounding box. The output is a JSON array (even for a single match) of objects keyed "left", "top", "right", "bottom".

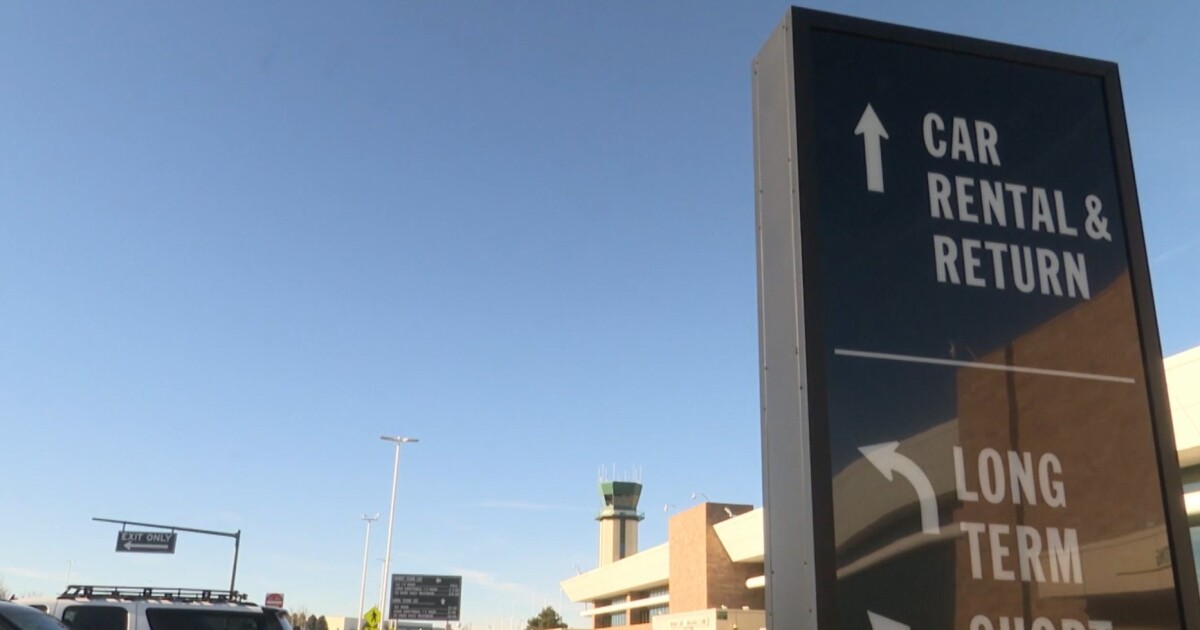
[{"left": 597, "top": 480, "right": 644, "bottom": 566}]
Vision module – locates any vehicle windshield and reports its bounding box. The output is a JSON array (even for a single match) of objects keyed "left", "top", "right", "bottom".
[{"left": 0, "top": 605, "right": 72, "bottom": 630}]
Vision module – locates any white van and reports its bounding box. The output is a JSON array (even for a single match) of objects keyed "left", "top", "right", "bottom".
[{"left": 20, "top": 586, "right": 293, "bottom": 630}]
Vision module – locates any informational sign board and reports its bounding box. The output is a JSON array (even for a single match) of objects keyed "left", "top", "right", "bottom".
[
  {"left": 264, "top": 593, "right": 284, "bottom": 609},
  {"left": 388, "top": 574, "right": 461, "bottom": 621},
  {"left": 114, "top": 530, "right": 177, "bottom": 554},
  {"left": 752, "top": 8, "right": 1200, "bottom": 630}
]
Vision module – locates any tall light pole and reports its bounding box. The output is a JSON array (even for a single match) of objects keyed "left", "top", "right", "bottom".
[
  {"left": 378, "top": 436, "right": 418, "bottom": 624},
  {"left": 357, "top": 513, "right": 380, "bottom": 630}
]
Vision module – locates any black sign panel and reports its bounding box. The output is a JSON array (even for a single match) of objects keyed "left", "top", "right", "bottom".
[
  {"left": 754, "top": 8, "right": 1199, "bottom": 630},
  {"left": 114, "top": 530, "right": 177, "bottom": 554},
  {"left": 389, "top": 575, "right": 460, "bottom": 621}
]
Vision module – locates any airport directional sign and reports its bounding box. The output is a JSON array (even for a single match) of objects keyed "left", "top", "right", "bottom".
[
  {"left": 753, "top": 7, "right": 1200, "bottom": 630},
  {"left": 389, "top": 575, "right": 461, "bottom": 621},
  {"left": 114, "top": 530, "right": 177, "bottom": 554}
]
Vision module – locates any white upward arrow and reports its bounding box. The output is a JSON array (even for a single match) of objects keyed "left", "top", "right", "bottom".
[
  {"left": 859, "top": 442, "right": 939, "bottom": 534},
  {"left": 854, "top": 103, "right": 889, "bottom": 193},
  {"left": 867, "top": 611, "right": 910, "bottom": 630}
]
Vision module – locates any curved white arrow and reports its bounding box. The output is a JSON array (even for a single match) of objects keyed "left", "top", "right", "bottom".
[
  {"left": 858, "top": 441, "right": 939, "bottom": 534},
  {"left": 868, "top": 611, "right": 909, "bottom": 630},
  {"left": 854, "top": 103, "right": 889, "bottom": 193}
]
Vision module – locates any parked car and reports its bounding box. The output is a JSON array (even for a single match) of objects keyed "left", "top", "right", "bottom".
[
  {"left": 0, "top": 600, "right": 72, "bottom": 630},
  {"left": 19, "top": 586, "right": 291, "bottom": 630}
]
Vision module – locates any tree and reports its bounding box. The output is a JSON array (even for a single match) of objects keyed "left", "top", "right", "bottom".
[
  {"left": 0, "top": 579, "right": 10, "bottom": 601},
  {"left": 525, "top": 606, "right": 566, "bottom": 630},
  {"left": 316, "top": 616, "right": 329, "bottom": 630},
  {"left": 289, "top": 609, "right": 309, "bottom": 628}
]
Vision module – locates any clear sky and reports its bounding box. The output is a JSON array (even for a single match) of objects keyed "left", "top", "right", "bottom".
[{"left": 1, "top": 1, "right": 1198, "bottom": 628}]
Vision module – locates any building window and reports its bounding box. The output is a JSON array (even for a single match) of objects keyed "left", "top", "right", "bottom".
[
  {"left": 647, "top": 586, "right": 668, "bottom": 598},
  {"left": 610, "top": 612, "right": 626, "bottom": 626},
  {"left": 648, "top": 605, "right": 669, "bottom": 617}
]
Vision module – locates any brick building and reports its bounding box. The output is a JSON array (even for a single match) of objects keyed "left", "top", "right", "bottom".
[{"left": 560, "top": 486, "right": 766, "bottom": 630}]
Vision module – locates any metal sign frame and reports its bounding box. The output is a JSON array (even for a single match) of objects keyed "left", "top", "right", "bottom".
[
  {"left": 94, "top": 517, "right": 242, "bottom": 592},
  {"left": 753, "top": 7, "right": 1200, "bottom": 630}
]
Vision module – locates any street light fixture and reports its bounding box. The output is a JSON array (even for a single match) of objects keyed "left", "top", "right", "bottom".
[
  {"left": 357, "top": 513, "right": 380, "bottom": 630},
  {"left": 378, "top": 436, "right": 418, "bottom": 623}
]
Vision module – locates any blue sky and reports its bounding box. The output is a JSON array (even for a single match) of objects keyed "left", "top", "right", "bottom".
[{"left": 1, "top": 1, "right": 1198, "bottom": 628}]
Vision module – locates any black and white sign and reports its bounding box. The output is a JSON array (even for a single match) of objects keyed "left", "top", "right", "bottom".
[
  {"left": 388, "top": 575, "right": 460, "bottom": 621},
  {"left": 114, "top": 530, "right": 177, "bottom": 554},
  {"left": 754, "top": 8, "right": 1199, "bottom": 630}
]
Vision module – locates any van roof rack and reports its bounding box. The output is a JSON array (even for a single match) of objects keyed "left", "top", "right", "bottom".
[{"left": 60, "top": 586, "right": 248, "bottom": 603}]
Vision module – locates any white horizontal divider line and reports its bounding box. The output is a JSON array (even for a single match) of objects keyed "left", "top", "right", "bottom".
[{"left": 833, "top": 348, "right": 1136, "bottom": 384}]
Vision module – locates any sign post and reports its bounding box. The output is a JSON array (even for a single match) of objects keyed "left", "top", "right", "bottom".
[
  {"left": 388, "top": 575, "right": 460, "bottom": 622},
  {"left": 753, "top": 8, "right": 1200, "bottom": 630},
  {"left": 94, "top": 517, "right": 242, "bottom": 592}
]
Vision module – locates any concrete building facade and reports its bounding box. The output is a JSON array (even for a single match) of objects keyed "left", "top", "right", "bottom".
[{"left": 562, "top": 496, "right": 766, "bottom": 630}]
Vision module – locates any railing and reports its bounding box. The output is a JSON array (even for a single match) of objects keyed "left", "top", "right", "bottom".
[{"left": 60, "top": 586, "right": 247, "bottom": 603}]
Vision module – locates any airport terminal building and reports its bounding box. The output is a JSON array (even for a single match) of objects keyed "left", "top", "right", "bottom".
[
  {"left": 560, "top": 345, "right": 1200, "bottom": 630},
  {"left": 560, "top": 481, "right": 765, "bottom": 630}
]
